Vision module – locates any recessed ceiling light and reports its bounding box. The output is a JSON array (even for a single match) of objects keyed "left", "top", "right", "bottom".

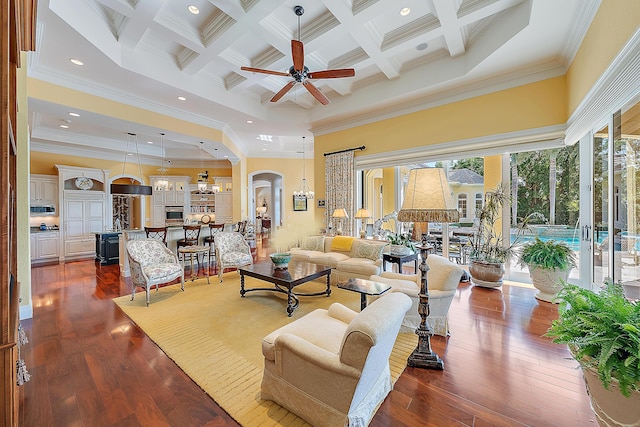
[
  {"left": 59, "top": 124, "right": 69, "bottom": 129},
  {"left": 246, "top": 120, "right": 253, "bottom": 124},
  {"left": 177, "top": 96, "right": 186, "bottom": 101},
  {"left": 188, "top": 5, "right": 200, "bottom": 15},
  {"left": 68, "top": 112, "right": 80, "bottom": 117},
  {"left": 262, "top": 148, "right": 267, "bottom": 151},
  {"left": 69, "top": 58, "right": 84, "bottom": 66},
  {"left": 417, "top": 43, "right": 428, "bottom": 51},
  {"left": 400, "top": 7, "right": 411, "bottom": 16},
  {"left": 147, "top": 141, "right": 153, "bottom": 144},
  {"left": 258, "top": 134, "right": 272, "bottom": 141}
]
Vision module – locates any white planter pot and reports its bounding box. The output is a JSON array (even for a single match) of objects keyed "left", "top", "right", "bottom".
[
  {"left": 582, "top": 366, "right": 640, "bottom": 426},
  {"left": 390, "top": 244, "right": 412, "bottom": 255},
  {"left": 528, "top": 266, "right": 570, "bottom": 303},
  {"left": 469, "top": 260, "right": 504, "bottom": 288}
]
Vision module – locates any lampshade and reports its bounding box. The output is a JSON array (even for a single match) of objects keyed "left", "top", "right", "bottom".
[
  {"left": 332, "top": 208, "right": 348, "bottom": 219},
  {"left": 354, "top": 208, "right": 371, "bottom": 219},
  {"left": 397, "top": 168, "right": 459, "bottom": 223},
  {"left": 111, "top": 132, "right": 153, "bottom": 196}
]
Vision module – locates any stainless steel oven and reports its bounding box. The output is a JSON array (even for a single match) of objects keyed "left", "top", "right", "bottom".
[{"left": 165, "top": 206, "right": 184, "bottom": 225}]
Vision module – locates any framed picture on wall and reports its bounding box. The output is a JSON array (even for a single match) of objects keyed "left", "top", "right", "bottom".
[{"left": 293, "top": 196, "right": 307, "bottom": 211}]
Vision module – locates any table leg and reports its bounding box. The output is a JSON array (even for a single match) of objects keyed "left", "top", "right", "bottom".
[
  {"left": 287, "top": 288, "right": 294, "bottom": 317},
  {"left": 360, "top": 293, "right": 367, "bottom": 311},
  {"left": 325, "top": 273, "right": 332, "bottom": 297},
  {"left": 240, "top": 274, "right": 246, "bottom": 297}
]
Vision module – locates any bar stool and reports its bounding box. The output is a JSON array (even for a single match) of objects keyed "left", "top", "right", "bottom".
[
  {"left": 177, "top": 225, "right": 201, "bottom": 269},
  {"left": 203, "top": 223, "right": 224, "bottom": 273},
  {"left": 144, "top": 226, "right": 168, "bottom": 245}
]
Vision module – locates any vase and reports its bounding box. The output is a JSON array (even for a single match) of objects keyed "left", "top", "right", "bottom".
[
  {"left": 469, "top": 260, "right": 504, "bottom": 288},
  {"left": 390, "top": 244, "right": 412, "bottom": 255},
  {"left": 582, "top": 365, "right": 640, "bottom": 426},
  {"left": 527, "top": 266, "right": 570, "bottom": 303}
]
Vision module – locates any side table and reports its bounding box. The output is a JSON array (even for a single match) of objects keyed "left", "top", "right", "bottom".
[
  {"left": 337, "top": 278, "right": 391, "bottom": 311},
  {"left": 382, "top": 251, "right": 418, "bottom": 273},
  {"left": 178, "top": 245, "right": 211, "bottom": 284}
]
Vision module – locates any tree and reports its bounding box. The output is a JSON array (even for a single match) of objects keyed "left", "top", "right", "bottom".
[{"left": 451, "top": 157, "right": 484, "bottom": 175}]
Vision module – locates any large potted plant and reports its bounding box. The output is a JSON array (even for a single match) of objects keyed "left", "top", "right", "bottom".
[
  {"left": 517, "top": 237, "right": 576, "bottom": 302},
  {"left": 545, "top": 282, "right": 640, "bottom": 426},
  {"left": 387, "top": 232, "right": 416, "bottom": 255},
  {"left": 468, "top": 184, "right": 521, "bottom": 288}
]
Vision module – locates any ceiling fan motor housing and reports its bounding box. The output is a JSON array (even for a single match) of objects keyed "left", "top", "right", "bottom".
[{"left": 294, "top": 5, "right": 304, "bottom": 16}]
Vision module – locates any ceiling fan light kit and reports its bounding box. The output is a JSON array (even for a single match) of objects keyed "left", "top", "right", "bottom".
[{"left": 240, "top": 5, "right": 355, "bottom": 105}]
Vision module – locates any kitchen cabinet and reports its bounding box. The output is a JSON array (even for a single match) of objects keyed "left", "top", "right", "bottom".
[
  {"left": 149, "top": 176, "right": 191, "bottom": 226},
  {"left": 64, "top": 196, "right": 105, "bottom": 259},
  {"left": 30, "top": 174, "right": 58, "bottom": 207},
  {"left": 214, "top": 191, "right": 233, "bottom": 224},
  {"left": 31, "top": 231, "right": 60, "bottom": 263},
  {"left": 95, "top": 232, "right": 121, "bottom": 265}
]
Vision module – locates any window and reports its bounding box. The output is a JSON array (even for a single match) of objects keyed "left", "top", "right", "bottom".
[
  {"left": 458, "top": 194, "right": 467, "bottom": 219},
  {"left": 475, "top": 193, "right": 483, "bottom": 217}
]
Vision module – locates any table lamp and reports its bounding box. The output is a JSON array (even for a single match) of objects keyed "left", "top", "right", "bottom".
[
  {"left": 332, "top": 208, "right": 349, "bottom": 235},
  {"left": 397, "top": 168, "right": 459, "bottom": 370},
  {"left": 354, "top": 208, "right": 371, "bottom": 238}
]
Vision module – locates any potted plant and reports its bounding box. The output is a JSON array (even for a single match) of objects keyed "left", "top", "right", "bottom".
[
  {"left": 468, "top": 184, "right": 526, "bottom": 288},
  {"left": 545, "top": 282, "right": 640, "bottom": 426},
  {"left": 388, "top": 232, "right": 416, "bottom": 255},
  {"left": 517, "top": 237, "right": 576, "bottom": 302}
]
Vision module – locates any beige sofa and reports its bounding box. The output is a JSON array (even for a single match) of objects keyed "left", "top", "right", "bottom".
[
  {"left": 261, "top": 292, "right": 412, "bottom": 427},
  {"left": 290, "top": 235, "right": 389, "bottom": 284}
]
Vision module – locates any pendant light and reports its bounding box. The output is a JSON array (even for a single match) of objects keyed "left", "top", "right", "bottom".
[
  {"left": 211, "top": 148, "right": 221, "bottom": 193},
  {"left": 111, "top": 132, "right": 153, "bottom": 196},
  {"left": 293, "top": 136, "right": 314, "bottom": 199},
  {"left": 197, "top": 141, "right": 209, "bottom": 193},
  {"left": 156, "top": 132, "right": 169, "bottom": 190}
]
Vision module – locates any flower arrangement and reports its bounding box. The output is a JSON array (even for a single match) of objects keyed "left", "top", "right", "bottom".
[{"left": 387, "top": 232, "right": 416, "bottom": 253}]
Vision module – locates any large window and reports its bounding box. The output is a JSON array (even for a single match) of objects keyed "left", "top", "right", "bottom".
[{"left": 458, "top": 194, "right": 467, "bottom": 219}]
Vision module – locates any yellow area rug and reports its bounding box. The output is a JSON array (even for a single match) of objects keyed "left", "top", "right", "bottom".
[{"left": 113, "top": 272, "right": 417, "bottom": 426}]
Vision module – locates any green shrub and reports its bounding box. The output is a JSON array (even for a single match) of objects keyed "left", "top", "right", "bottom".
[{"left": 518, "top": 237, "right": 576, "bottom": 270}]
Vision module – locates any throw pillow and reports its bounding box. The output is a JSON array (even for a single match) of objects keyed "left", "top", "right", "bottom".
[
  {"left": 301, "top": 235, "right": 324, "bottom": 252},
  {"left": 330, "top": 236, "right": 356, "bottom": 252},
  {"left": 352, "top": 240, "right": 387, "bottom": 261}
]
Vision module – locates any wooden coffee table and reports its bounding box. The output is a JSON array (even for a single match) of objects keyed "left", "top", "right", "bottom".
[
  {"left": 239, "top": 261, "right": 332, "bottom": 316},
  {"left": 337, "top": 278, "right": 392, "bottom": 310}
]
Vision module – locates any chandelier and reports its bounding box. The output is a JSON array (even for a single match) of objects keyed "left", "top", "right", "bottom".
[
  {"left": 211, "top": 148, "right": 221, "bottom": 193},
  {"left": 293, "top": 136, "right": 314, "bottom": 199},
  {"left": 156, "top": 132, "right": 169, "bottom": 190},
  {"left": 197, "top": 141, "right": 208, "bottom": 193},
  {"left": 110, "top": 132, "right": 152, "bottom": 196}
]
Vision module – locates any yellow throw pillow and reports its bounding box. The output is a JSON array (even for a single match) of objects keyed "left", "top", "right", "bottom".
[{"left": 330, "top": 236, "right": 355, "bottom": 252}]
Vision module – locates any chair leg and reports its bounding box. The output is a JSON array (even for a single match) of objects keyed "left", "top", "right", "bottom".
[
  {"left": 180, "top": 274, "right": 185, "bottom": 291},
  {"left": 130, "top": 283, "right": 136, "bottom": 301},
  {"left": 145, "top": 285, "right": 150, "bottom": 307}
]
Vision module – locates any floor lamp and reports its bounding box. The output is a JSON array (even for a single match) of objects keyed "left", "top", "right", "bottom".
[{"left": 397, "top": 168, "right": 459, "bottom": 370}]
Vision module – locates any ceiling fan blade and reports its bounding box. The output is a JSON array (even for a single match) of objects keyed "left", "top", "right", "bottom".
[
  {"left": 241, "top": 66, "right": 289, "bottom": 77},
  {"left": 270, "top": 81, "right": 297, "bottom": 103},
  {"left": 308, "top": 69, "right": 355, "bottom": 79},
  {"left": 292, "top": 40, "right": 304, "bottom": 71},
  {"left": 303, "top": 80, "right": 329, "bottom": 105}
]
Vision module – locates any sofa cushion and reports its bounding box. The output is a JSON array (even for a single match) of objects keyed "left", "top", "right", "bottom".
[
  {"left": 313, "top": 252, "right": 351, "bottom": 267},
  {"left": 301, "top": 235, "right": 325, "bottom": 252},
  {"left": 352, "top": 240, "right": 387, "bottom": 261},
  {"left": 338, "top": 258, "right": 381, "bottom": 276},
  {"left": 369, "top": 275, "right": 419, "bottom": 297},
  {"left": 289, "top": 248, "right": 324, "bottom": 262},
  {"left": 330, "top": 236, "right": 356, "bottom": 252}
]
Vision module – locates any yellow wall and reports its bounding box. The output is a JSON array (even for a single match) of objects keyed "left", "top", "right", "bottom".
[
  {"left": 314, "top": 76, "right": 567, "bottom": 200},
  {"left": 567, "top": 0, "right": 640, "bottom": 115},
  {"left": 382, "top": 167, "right": 396, "bottom": 217},
  {"left": 17, "top": 53, "right": 31, "bottom": 312}
]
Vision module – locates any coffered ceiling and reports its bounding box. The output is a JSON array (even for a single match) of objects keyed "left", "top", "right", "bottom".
[{"left": 27, "top": 0, "right": 599, "bottom": 167}]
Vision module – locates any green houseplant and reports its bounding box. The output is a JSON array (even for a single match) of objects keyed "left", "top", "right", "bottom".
[
  {"left": 545, "top": 282, "right": 640, "bottom": 425},
  {"left": 387, "top": 232, "right": 416, "bottom": 255},
  {"left": 517, "top": 237, "right": 577, "bottom": 302},
  {"left": 468, "top": 184, "right": 528, "bottom": 288}
]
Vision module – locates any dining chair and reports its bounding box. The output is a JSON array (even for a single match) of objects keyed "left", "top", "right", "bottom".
[
  {"left": 144, "top": 226, "right": 168, "bottom": 245},
  {"left": 203, "top": 223, "right": 224, "bottom": 272}
]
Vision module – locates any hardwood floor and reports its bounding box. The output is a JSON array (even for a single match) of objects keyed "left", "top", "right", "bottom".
[{"left": 19, "top": 237, "right": 595, "bottom": 426}]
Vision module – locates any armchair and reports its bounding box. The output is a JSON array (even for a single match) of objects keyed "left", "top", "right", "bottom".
[
  {"left": 369, "top": 254, "right": 463, "bottom": 336},
  {"left": 126, "top": 239, "right": 185, "bottom": 306},
  {"left": 261, "top": 292, "right": 411, "bottom": 427},
  {"left": 213, "top": 232, "right": 253, "bottom": 282}
]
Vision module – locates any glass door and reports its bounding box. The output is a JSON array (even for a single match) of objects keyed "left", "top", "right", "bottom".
[{"left": 593, "top": 123, "right": 609, "bottom": 288}]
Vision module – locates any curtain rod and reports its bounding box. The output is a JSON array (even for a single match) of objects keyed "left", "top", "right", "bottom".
[{"left": 323, "top": 145, "right": 366, "bottom": 157}]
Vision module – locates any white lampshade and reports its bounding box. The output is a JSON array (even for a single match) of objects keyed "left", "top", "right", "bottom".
[
  {"left": 332, "top": 208, "right": 348, "bottom": 219},
  {"left": 354, "top": 208, "right": 371, "bottom": 219},
  {"left": 397, "top": 168, "right": 459, "bottom": 223}
]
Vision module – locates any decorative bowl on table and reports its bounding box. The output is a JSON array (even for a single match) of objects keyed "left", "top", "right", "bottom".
[{"left": 269, "top": 252, "right": 292, "bottom": 269}]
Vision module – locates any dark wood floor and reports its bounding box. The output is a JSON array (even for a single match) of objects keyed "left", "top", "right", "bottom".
[{"left": 19, "top": 236, "right": 595, "bottom": 426}]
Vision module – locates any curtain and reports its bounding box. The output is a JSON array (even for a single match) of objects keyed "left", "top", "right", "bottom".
[{"left": 325, "top": 151, "right": 354, "bottom": 236}]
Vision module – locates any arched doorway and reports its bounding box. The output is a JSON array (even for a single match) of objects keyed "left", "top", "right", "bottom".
[{"left": 250, "top": 171, "right": 283, "bottom": 233}]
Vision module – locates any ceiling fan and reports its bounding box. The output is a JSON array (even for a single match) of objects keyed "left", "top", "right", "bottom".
[{"left": 240, "top": 5, "right": 355, "bottom": 105}]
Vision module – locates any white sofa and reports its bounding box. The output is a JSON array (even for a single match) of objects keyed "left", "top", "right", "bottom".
[
  {"left": 261, "top": 292, "right": 412, "bottom": 427},
  {"left": 290, "top": 235, "right": 389, "bottom": 284},
  {"left": 369, "top": 254, "right": 464, "bottom": 336}
]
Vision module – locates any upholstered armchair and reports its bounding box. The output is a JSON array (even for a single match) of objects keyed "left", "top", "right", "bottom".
[
  {"left": 126, "top": 239, "right": 185, "bottom": 306},
  {"left": 261, "top": 293, "right": 411, "bottom": 427},
  {"left": 369, "top": 254, "right": 464, "bottom": 336},
  {"left": 213, "top": 232, "right": 253, "bottom": 282}
]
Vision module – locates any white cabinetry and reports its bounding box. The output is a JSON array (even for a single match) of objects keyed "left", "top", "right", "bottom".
[
  {"left": 30, "top": 174, "right": 58, "bottom": 206},
  {"left": 214, "top": 191, "right": 233, "bottom": 224},
  {"left": 149, "top": 176, "right": 191, "bottom": 226},
  {"left": 31, "top": 231, "right": 60, "bottom": 263}
]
